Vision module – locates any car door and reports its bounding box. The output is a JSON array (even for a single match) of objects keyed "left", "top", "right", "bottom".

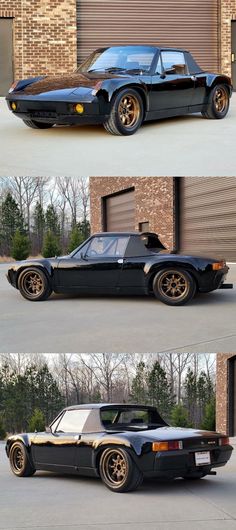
[
  {"left": 150, "top": 50, "right": 195, "bottom": 113},
  {"left": 31, "top": 409, "right": 91, "bottom": 469},
  {"left": 56, "top": 235, "right": 129, "bottom": 292}
]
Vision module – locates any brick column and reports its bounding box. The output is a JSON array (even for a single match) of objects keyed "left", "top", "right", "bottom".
[{"left": 216, "top": 353, "right": 236, "bottom": 434}]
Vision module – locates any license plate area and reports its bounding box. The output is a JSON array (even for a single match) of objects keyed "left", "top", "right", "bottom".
[
  {"left": 30, "top": 111, "right": 57, "bottom": 118},
  {"left": 195, "top": 451, "right": 211, "bottom": 466}
]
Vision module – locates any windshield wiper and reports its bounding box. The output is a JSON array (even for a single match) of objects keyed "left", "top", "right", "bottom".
[{"left": 125, "top": 68, "right": 149, "bottom": 75}]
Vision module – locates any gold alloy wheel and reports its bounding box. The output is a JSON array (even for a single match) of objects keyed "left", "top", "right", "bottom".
[
  {"left": 12, "top": 446, "right": 24, "bottom": 472},
  {"left": 102, "top": 449, "right": 128, "bottom": 486},
  {"left": 118, "top": 94, "right": 140, "bottom": 128},
  {"left": 22, "top": 271, "right": 44, "bottom": 297},
  {"left": 158, "top": 270, "right": 189, "bottom": 301},
  {"left": 214, "top": 87, "right": 228, "bottom": 113}
]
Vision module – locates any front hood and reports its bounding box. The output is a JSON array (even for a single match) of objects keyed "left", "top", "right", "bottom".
[
  {"left": 19, "top": 72, "right": 128, "bottom": 96},
  {"left": 8, "top": 257, "right": 59, "bottom": 270}
]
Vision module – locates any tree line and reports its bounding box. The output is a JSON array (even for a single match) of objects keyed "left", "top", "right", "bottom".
[
  {"left": 0, "top": 353, "right": 216, "bottom": 438},
  {"left": 0, "top": 177, "right": 90, "bottom": 260}
]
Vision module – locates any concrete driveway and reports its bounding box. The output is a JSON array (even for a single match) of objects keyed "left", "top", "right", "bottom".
[
  {"left": 0, "top": 262, "right": 235, "bottom": 354},
  {"left": 0, "top": 94, "right": 236, "bottom": 177},
  {"left": 0, "top": 441, "right": 235, "bottom": 530}
]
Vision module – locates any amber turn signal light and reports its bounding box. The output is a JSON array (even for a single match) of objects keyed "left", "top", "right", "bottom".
[
  {"left": 212, "top": 261, "right": 226, "bottom": 270},
  {"left": 73, "top": 103, "right": 84, "bottom": 114},
  {"left": 11, "top": 102, "right": 17, "bottom": 111},
  {"left": 152, "top": 440, "right": 183, "bottom": 451}
]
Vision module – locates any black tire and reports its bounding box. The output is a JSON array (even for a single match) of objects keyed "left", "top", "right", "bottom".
[
  {"left": 201, "top": 84, "right": 230, "bottom": 119},
  {"left": 18, "top": 267, "right": 52, "bottom": 301},
  {"left": 182, "top": 472, "right": 207, "bottom": 480},
  {"left": 152, "top": 268, "right": 196, "bottom": 306},
  {"left": 99, "top": 447, "right": 143, "bottom": 493},
  {"left": 104, "top": 88, "right": 144, "bottom": 136},
  {"left": 9, "top": 442, "right": 35, "bottom": 477},
  {"left": 23, "top": 119, "right": 54, "bottom": 129}
]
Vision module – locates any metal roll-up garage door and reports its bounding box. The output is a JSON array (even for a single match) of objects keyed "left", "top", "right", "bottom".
[
  {"left": 229, "top": 356, "right": 236, "bottom": 437},
  {"left": 104, "top": 190, "right": 135, "bottom": 231},
  {"left": 179, "top": 178, "right": 236, "bottom": 262},
  {"left": 77, "top": 0, "right": 220, "bottom": 71}
]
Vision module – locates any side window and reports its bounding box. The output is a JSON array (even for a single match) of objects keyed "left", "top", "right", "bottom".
[
  {"left": 86, "top": 236, "right": 128, "bottom": 258},
  {"left": 161, "top": 51, "right": 188, "bottom": 75},
  {"left": 155, "top": 56, "right": 162, "bottom": 75},
  {"left": 73, "top": 241, "right": 90, "bottom": 259},
  {"left": 56, "top": 410, "right": 90, "bottom": 433}
]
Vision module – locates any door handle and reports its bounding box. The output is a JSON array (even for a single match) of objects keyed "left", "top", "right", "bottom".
[
  {"left": 232, "top": 53, "right": 235, "bottom": 63},
  {"left": 74, "top": 435, "right": 80, "bottom": 441},
  {"left": 117, "top": 259, "right": 124, "bottom": 264},
  {"left": 191, "top": 75, "right": 197, "bottom": 81}
]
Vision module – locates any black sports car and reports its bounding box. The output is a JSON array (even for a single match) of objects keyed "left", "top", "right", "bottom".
[
  {"left": 6, "top": 231, "right": 232, "bottom": 305},
  {"left": 6, "top": 403, "right": 233, "bottom": 493},
  {"left": 6, "top": 45, "right": 232, "bottom": 135}
]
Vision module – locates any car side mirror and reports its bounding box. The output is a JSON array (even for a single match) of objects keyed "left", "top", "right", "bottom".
[
  {"left": 45, "top": 426, "right": 52, "bottom": 433},
  {"left": 80, "top": 252, "right": 87, "bottom": 261},
  {"left": 164, "top": 67, "right": 176, "bottom": 75}
]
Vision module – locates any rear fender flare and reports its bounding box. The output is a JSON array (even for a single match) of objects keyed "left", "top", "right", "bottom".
[{"left": 146, "top": 263, "right": 199, "bottom": 293}]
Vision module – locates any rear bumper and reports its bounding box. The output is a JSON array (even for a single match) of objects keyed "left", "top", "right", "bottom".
[
  {"left": 143, "top": 445, "right": 233, "bottom": 479},
  {"left": 6, "top": 96, "right": 108, "bottom": 125}
]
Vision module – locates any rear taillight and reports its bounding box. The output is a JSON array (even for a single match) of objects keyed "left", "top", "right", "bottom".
[
  {"left": 219, "top": 437, "right": 229, "bottom": 446},
  {"left": 152, "top": 440, "right": 183, "bottom": 451}
]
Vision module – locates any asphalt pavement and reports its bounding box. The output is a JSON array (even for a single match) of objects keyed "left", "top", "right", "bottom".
[
  {"left": 0, "top": 94, "right": 236, "bottom": 177},
  {"left": 0, "top": 262, "right": 235, "bottom": 353},
  {"left": 0, "top": 441, "right": 235, "bottom": 530}
]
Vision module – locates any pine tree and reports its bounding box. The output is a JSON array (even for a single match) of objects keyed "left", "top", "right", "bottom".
[
  {"left": 130, "top": 362, "right": 148, "bottom": 404},
  {"left": 68, "top": 225, "right": 84, "bottom": 253},
  {"left": 28, "top": 408, "right": 46, "bottom": 432},
  {"left": 11, "top": 229, "right": 30, "bottom": 261},
  {"left": 170, "top": 404, "right": 192, "bottom": 428},
  {"left": 147, "top": 361, "right": 175, "bottom": 417},
  {"left": 42, "top": 230, "right": 61, "bottom": 258},
  {"left": 0, "top": 193, "right": 24, "bottom": 255},
  {"left": 33, "top": 202, "right": 45, "bottom": 254},
  {"left": 45, "top": 204, "right": 60, "bottom": 236},
  {"left": 0, "top": 415, "right": 6, "bottom": 439},
  {"left": 201, "top": 398, "right": 216, "bottom": 431}
]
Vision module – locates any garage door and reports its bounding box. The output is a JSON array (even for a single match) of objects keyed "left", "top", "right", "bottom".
[
  {"left": 104, "top": 190, "right": 135, "bottom": 231},
  {"left": 77, "top": 0, "right": 220, "bottom": 71},
  {"left": 179, "top": 178, "right": 236, "bottom": 261},
  {"left": 0, "top": 19, "right": 13, "bottom": 95},
  {"left": 229, "top": 357, "right": 236, "bottom": 437}
]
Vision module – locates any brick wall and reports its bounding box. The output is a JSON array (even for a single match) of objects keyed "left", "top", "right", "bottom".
[
  {"left": 216, "top": 353, "right": 236, "bottom": 434},
  {"left": 221, "top": 0, "right": 236, "bottom": 76},
  {"left": 89, "top": 177, "right": 175, "bottom": 250},
  {"left": 0, "top": 0, "right": 77, "bottom": 79}
]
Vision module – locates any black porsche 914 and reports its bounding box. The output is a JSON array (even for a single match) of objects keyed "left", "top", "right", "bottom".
[
  {"left": 6, "top": 45, "right": 233, "bottom": 135},
  {"left": 6, "top": 403, "right": 233, "bottom": 493},
  {"left": 6, "top": 231, "right": 232, "bottom": 305}
]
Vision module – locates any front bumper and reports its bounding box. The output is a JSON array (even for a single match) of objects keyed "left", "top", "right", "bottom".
[
  {"left": 6, "top": 95, "right": 108, "bottom": 125},
  {"left": 199, "top": 266, "right": 233, "bottom": 293},
  {"left": 143, "top": 445, "right": 233, "bottom": 479}
]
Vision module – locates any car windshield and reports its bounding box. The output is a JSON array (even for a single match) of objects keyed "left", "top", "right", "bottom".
[
  {"left": 78, "top": 46, "right": 157, "bottom": 75},
  {"left": 100, "top": 407, "right": 166, "bottom": 431}
]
